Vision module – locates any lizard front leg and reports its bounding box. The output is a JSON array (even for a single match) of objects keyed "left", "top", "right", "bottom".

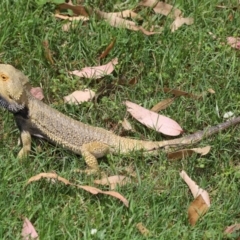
[
  {"left": 17, "top": 131, "right": 32, "bottom": 158},
  {"left": 80, "top": 142, "right": 110, "bottom": 174}
]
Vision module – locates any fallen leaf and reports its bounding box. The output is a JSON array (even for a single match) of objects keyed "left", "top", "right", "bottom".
[
  {"left": 98, "top": 11, "right": 160, "bottom": 36},
  {"left": 99, "top": 38, "right": 116, "bottom": 59},
  {"left": 21, "top": 218, "right": 39, "bottom": 240},
  {"left": 30, "top": 87, "right": 44, "bottom": 100},
  {"left": 125, "top": 101, "right": 183, "bottom": 136},
  {"left": 121, "top": 118, "right": 134, "bottom": 131},
  {"left": 94, "top": 175, "right": 131, "bottom": 190},
  {"left": 101, "top": 10, "right": 141, "bottom": 19},
  {"left": 163, "top": 87, "right": 200, "bottom": 99},
  {"left": 167, "top": 146, "right": 211, "bottom": 160},
  {"left": 63, "top": 89, "right": 95, "bottom": 104},
  {"left": 27, "top": 172, "right": 128, "bottom": 207},
  {"left": 180, "top": 170, "right": 210, "bottom": 226},
  {"left": 139, "top": 0, "right": 181, "bottom": 18},
  {"left": 227, "top": 37, "right": 240, "bottom": 49},
  {"left": 171, "top": 16, "right": 194, "bottom": 32},
  {"left": 224, "top": 223, "right": 240, "bottom": 234},
  {"left": 188, "top": 195, "right": 209, "bottom": 226},
  {"left": 223, "top": 111, "right": 235, "bottom": 120},
  {"left": 136, "top": 222, "right": 150, "bottom": 236},
  {"left": 42, "top": 40, "right": 54, "bottom": 65},
  {"left": 207, "top": 88, "right": 215, "bottom": 94},
  {"left": 69, "top": 58, "right": 118, "bottom": 79},
  {"left": 151, "top": 98, "right": 174, "bottom": 112},
  {"left": 57, "top": 3, "right": 91, "bottom": 17},
  {"left": 55, "top": 13, "right": 89, "bottom": 21}
]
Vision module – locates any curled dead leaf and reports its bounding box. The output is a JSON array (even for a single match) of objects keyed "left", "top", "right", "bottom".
[
  {"left": 163, "top": 87, "right": 200, "bottom": 99},
  {"left": 171, "top": 16, "right": 194, "bottom": 32},
  {"left": 99, "top": 38, "right": 116, "bottom": 59},
  {"left": 167, "top": 146, "right": 211, "bottom": 160},
  {"left": 26, "top": 172, "right": 128, "bottom": 207}
]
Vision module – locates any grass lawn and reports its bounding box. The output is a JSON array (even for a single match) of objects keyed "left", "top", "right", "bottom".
[{"left": 0, "top": 0, "right": 240, "bottom": 239}]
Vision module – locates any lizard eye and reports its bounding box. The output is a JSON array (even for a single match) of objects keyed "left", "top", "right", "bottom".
[{"left": 0, "top": 73, "right": 9, "bottom": 81}]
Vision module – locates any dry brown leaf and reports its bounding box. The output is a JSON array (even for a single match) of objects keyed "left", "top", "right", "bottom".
[
  {"left": 188, "top": 195, "right": 209, "bottom": 226},
  {"left": 125, "top": 100, "right": 183, "bottom": 136},
  {"left": 55, "top": 13, "right": 89, "bottom": 21},
  {"left": 163, "top": 87, "right": 200, "bottom": 99},
  {"left": 27, "top": 172, "right": 128, "bottom": 207},
  {"left": 57, "top": 3, "right": 91, "bottom": 17},
  {"left": 136, "top": 222, "right": 150, "bottom": 236},
  {"left": 224, "top": 223, "right": 240, "bottom": 234},
  {"left": 121, "top": 118, "right": 134, "bottom": 131},
  {"left": 30, "top": 87, "right": 44, "bottom": 101},
  {"left": 139, "top": 0, "right": 181, "bottom": 18},
  {"left": 21, "top": 218, "right": 39, "bottom": 240},
  {"left": 171, "top": 16, "right": 194, "bottom": 32},
  {"left": 167, "top": 146, "right": 211, "bottom": 160},
  {"left": 69, "top": 58, "right": 118, "bottom": 79},
  {"left": 98, "top": 11, "right": 159, "bottom": 36},
  {"left": 42, "top": 40, "right": 54, "bottom": 65},
  {"left": 103, "top": 10, "right": 141, "bottom": 19},
  {"left": 94, "top": 175, "right": 131, "bottom": 190},
  {"left": 99, "top": 38, "right": 116, "bottom": 59},
  {"left": 151, "top": 98, "right": 174, "bottom": 112},
  {"left": 63, "top": 89, "right": 95, "bottom": 105}
]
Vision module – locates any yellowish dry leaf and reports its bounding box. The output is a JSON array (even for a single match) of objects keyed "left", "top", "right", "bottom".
[
  {"left": 136, "top": 222, "right": 150, "bottom": 236},
  {"left": 121, "top": 118, "right": 134, "bottom": 131},
  {"left": 207, "top": 88, "right": 215, "bottom": 94},
  {"left": 94, "top": 175, "right": 131, "bottom": 190},
  {"left": 55, "top": 13, "right": 89, "bottom": 21},
  {"left": 171, "top": 16, "right": 194, "bottom": 32},
  {"left": 188, "top": 195, "right": 209, "bottom": 226},
  {"left": 151, "top": 98, "right": 174, "bottom": 112}
]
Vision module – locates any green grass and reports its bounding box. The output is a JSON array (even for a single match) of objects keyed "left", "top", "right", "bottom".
[{"left": 0, "top": 0, "right": 240, "bottom": 239}]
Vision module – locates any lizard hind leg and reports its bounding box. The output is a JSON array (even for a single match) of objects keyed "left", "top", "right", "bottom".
[{"left": 80, "top": 142, "right": 110, "bottom": 174}]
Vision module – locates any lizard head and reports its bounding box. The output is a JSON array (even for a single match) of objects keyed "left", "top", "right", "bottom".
[{"left": 0, "top": 64, "right": 29, "bottom": 113}]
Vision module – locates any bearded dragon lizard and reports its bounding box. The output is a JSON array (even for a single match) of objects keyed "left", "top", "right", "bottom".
[{"left": 0, "top": 64, "right": 239, "bottom": 173}]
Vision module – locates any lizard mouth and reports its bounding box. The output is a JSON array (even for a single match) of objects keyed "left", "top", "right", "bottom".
[{"left": 0, "top": 96, "right": 25, "bottom": 113}]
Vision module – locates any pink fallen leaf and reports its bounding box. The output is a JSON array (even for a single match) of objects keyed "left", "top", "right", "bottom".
[
  {"left": 180, "top": 170, "right": 210, "bottom": 206},
  {"left": 224, "top": 223, "right": 240, "bottom": 234},
  {"left": 30, "top": 87, "right": 44, "bottom": 100},
  {"left": 125, "top": 101, "right": 183, "bottom": 136},
  {"left": 227, "top": 37, "right": 240, "bottom": 49},
  {"left": 69, "top": 58, "right": 118, "bottom": 79},
  {"left": 63, "top": 89, "right": 95, "bottom": 104},
  {"left": 21, "top": 218, "right": 39, "bottom": 240}
]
